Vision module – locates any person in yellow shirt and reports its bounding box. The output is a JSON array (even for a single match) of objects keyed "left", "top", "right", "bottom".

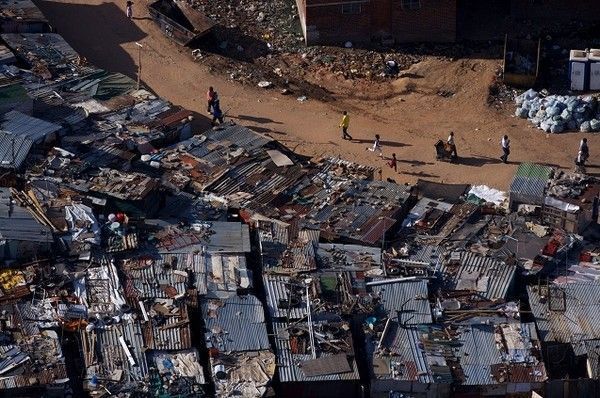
[{"left": 339, "top": 111, "right": 352, "bottom": 140}]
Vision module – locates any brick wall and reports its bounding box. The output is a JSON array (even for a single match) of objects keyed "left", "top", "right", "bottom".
[
  {"left": 301, "top": 0, "right": 457, "bottom": 45},
  {"left": 391, "top": 0, "right": 457, "bottom": 42},
  {"left": 510, "top": 0, "right": 600, "bottom": 22},
  {"left": 304, "top": 0, "right": 373, "bottom": 45}
]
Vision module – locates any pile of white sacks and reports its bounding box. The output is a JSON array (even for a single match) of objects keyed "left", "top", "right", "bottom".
[{"left": 515, "top": 89, "right": 600, "bottom": 133}]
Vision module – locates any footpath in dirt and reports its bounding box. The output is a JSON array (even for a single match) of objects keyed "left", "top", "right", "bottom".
[{"left": 35, "top": 0, "right": 600, "bottom": 189}]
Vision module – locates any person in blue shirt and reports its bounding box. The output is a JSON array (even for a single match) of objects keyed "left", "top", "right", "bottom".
[{"left": 212, "top": 100, "right": 224, "bottom": 126}]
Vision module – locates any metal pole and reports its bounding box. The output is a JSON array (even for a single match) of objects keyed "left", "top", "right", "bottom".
[
  {"left": 135, "top": 42, "right": 143, "bottom": 90},
  {"left": 305, "top": 282, "right": 316, "bottom": 359}
]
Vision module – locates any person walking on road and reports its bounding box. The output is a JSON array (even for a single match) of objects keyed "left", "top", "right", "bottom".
[
  {"left": 339, "top": 111, "right": 352, "bottom": 140},
  {"left": 447, "top": 131, "right": 458, "bottom": 159},
  {"left": 366, "top": 134, "right": 383, "bottom": 157},
  {"left": 576, "top": 150, "right": 587, "bottom": 173},
  {"left": 500, "top": 135, "right": 510, "bottom": 164},
  {"left": 126, "top": 1, "right": 133, "bottom": 19},
  {"left": 207, "top": 86, "right": 216, "bottom": 114},
  {"left": 211, "top": 99, "right": 224, "bottom": 126},
  {"left": 388, "top": 153, "right": 398, "bottom": 172}
]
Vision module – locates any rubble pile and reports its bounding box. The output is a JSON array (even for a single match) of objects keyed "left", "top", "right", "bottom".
[
  {"left": 190, "top": 0, "right": 426, "bottom": 88},
  {"left": 547, "top": 170, "right": 594, "bottom": 199},
  {"left": 515, "top": 89, "right": 600, "bottom": 133}
]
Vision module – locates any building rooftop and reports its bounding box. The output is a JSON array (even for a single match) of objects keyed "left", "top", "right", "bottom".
[
  {"left": 528, "top": 282, "right": 600, "bottom": 355},
  {"left": 273, "top": 319, "right": 360, "bottom": 383},
  {"left": 201, "top": 294, "right": 271, "bottom": 353},
  {"left": 0, "top": 187, "right": 52, "bottom": 243}
]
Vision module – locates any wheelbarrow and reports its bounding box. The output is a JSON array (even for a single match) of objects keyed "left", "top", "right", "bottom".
[{"left": 435, "top": 140, "right": 456, "bottom": 162}]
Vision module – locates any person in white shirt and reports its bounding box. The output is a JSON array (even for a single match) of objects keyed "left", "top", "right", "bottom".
[
  {"left": 447, "top": 131, "right": 457, "bottom": 159},
  {"left": 501, "top": 135, "right": 510, "bottom": 164},
  {"left": 366, "top": 134, "right": 383, "bottom": 157}
]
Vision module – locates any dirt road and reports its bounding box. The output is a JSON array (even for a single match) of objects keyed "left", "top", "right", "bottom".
[{"left": 36, "top": 0, "right": 600, "bottom": 190}]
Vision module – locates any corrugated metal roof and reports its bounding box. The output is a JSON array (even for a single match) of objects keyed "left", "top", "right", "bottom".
[
  {"left": 514, "top": 162, "right": 553, "bottom": 179},
  {"left": 455, "top": 319, "right": 547, "bottom": 386},
  {"left": 0, "top": 187, "right": 52, "bottom": 242},
  {"left": 456, "top": 323, "right": 497, "bottom": 385},
  {"left": 509, "top": 175, "right": 548, "bottom": 205},
  {"left": 143, "top": 302, "right": 192, "bottom": 350},
  {"left": 0, "top": 131, "right": 31, "bottom": 169},
  {"left": 273, "top": 322, "right": 360, "bottom": 383},
  {"left": 206, "top": 253, "right": 250, "bottom": 293},
  {"left": 0, "top": 110, "right": 61, "bottom": 142},
  {"left": 584, "top": 339, "right": 600, "bottom": 378},
  {"left": 0, "top": 330, "right": 68, "bottom": 390},
  {"left": 509, "top": 163, "right": 552, "bottom": 206},
  {"left": 375, "top": 323, "right": 436, "bottom": 383},
  {"left": 122, "top": 252, "right": 207, "bottom": 298},
  {"left": 370, "top": 279, "right": 432, "bottom": 324},
  {"left": 208, "top": 124, "right": 272, "bottom": 154},
  {"left": 263, "top": 274, "right": 307, "bottom": 320},
  {"left": 152, "top": 221, "right": 251, "bottom": 253},
  {"left": 258, "top": 221, "right": 318, "bottom": 273},
  {"left": 201, "top": 295, "right": 270, "bottom": 353},
  {"left": 82, "top": 320, "right": 149, "bottom": 382},
  {"left": 441, "top": 251, "right": 515, "bottom": 301},
  {"left": 528, "top": 283, "right": 600, "bottom": 349}
]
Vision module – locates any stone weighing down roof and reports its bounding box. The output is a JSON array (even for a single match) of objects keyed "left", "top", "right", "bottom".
[
  {"left": 201, "top": 295, "right": 271, "bottom": 353},
  {"left": 263, "top": 274, "right": 308, "bottom": 320}
]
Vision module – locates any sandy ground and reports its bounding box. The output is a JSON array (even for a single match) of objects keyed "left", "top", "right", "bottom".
[{"left": 35, "top": 0, "right": 600, "bottom": 190}]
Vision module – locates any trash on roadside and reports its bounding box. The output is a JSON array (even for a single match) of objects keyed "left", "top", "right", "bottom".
[{"left": 258, "top": 81, "right": 273, "bottom": 88}]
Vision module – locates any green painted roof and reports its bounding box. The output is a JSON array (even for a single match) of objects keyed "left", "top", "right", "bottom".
[{"left": 514, "top": 162, "right": 552, "bottom": 180}]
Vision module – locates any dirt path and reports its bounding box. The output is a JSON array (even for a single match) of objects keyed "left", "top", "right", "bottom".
[{"left": 36, "top": 0, "right": 600, "bottom": 190}]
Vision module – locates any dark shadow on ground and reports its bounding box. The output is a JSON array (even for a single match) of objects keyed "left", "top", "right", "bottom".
[
  {"left": 398, "top": 72, "right": 424, "bottom": 79},
  {"left": 35, "top": 0, "right": 213, "bottom": 129},
  {"left": 235, "top": 115, "right": 283, "bottom": 124},
  {"left": 397, "top": 159, "right": 434, "bottom": 166},
  {"left": 538, "top": 162, "right": 562, "bottom": 169},
  {"left": 250, "top": 126, "right": 286, "bottom": 135},
  {"left": 194, "top": 28, "right": 269, "bottom": 63},
  {"left": 35, "top": 0, "right": 146, "bottom": 79},
  {"left": 351, "top": 139, "right": 410, "bottom": 148},
  {"left": 457, "top": 155, "right": 503, "bottom": 167},
  {"left": 402, "top": 171, "right": 439, "bottom": 178}
]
